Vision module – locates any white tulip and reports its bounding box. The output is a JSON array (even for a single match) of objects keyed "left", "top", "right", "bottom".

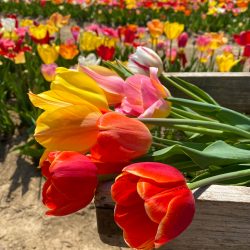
[
  {"left": 1, "top": 18, "right": 16, "bottom": 32},
  {"left": 78, "top": 53, "right": 101, "bottom": 66},
  {"left": 127, "top": 46, "right": 163, "bottom": 76}
]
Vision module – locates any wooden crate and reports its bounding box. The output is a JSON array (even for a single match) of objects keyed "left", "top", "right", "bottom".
[
  {"left": 95, "top": 182, "right": 250, "bottom": 250},
  {"left": 163, "top": 72, "right": 250, "bottom": 113},
  {"left": 95, "top": 73, "right": 250, "bottom": 249}
]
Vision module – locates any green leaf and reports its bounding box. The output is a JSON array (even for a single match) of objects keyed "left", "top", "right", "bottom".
[
  {"left": 102, "top": 60, "right": 132, "bottom": 79},
  {"left": 147, "top": 141, "right": 250, "bottom": 169}
]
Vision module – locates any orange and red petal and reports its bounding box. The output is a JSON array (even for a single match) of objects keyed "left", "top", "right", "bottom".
[
  {"left": 124, "top": 162, "right": 186, "bottom": 184},
  {"left": 154, "top": 189, "right": 195, "bottom": 247},
  {"left": 112, "top": 173, "right": 142, "bottom": 206},
  {"left": 114, "top": 202, "right": 158, "bottom": 249}
]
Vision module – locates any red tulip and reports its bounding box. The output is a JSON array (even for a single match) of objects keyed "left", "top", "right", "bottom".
[
  {"left": 243, "top": 45, "right": 250, "bottom": 57},
  {"left": 90, "top": 112, "right": 152, "bottom": 162},
  {"left": 41, "top": 151, "right": 98, "bottom": 216},
  {"left": 233, "top": 31, "right": 250, "bottom": 46},
  {"left": 178, "top": 32, "right": 188, "bottom": 48},
  {"left": 112, "top": 162, "right": 195, "bottom": 249},
  {"left": 96, "top": 45, "right": 115, "bottom": 61}
]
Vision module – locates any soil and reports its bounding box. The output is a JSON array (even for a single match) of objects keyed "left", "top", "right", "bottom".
[{"left": 0, "top": 135, "right": 124, "bottom": 250}]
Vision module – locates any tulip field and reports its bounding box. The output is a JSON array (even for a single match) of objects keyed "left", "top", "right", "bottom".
[{"left": 1, "top": 1, "right": 250, "bottom": 250}]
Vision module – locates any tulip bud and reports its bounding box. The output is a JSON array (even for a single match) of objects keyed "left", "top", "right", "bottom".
[
  {"left": 178, "top": 32, "right": 188, "bottom": 48},
  {"left": 127, "top": 46, "right": 163, "bottom": 76},
  {"left": 41, "top": 63, "right": 57, "bottom": 82},
  {"left": 90, "top": 112, "right": 152, "bottom": 162}
]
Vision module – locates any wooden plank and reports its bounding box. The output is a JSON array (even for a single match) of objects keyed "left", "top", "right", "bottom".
[
  {"left": 95, "top": 182, "right": 250, "bottom": 249},
  {"left": 162, "top": 72, "right": 250, "bottom": 113}
]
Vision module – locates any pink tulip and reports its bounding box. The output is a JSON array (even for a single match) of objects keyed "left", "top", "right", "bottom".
[
  {"left": 116, "top": 67, "right": 171, "bottom": 118},
  {"left": 41, "top": 63, "right": 57, "bottom": 82}
]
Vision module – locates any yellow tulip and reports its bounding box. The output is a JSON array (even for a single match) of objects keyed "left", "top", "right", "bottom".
[
  {"left": 29, "top": 67, "right": 109, "bottom": 151},
  {"left": 164, "top": 22, "right": 184, "bottom": 40},
  {"left": 216, "top": 53, "right": 240, "bottom": 72},
  {"left": 37, "top": 44, "right": 59, "bottom": 64},
  {"left": 20, "top": 19, "right": 34, "bottom": 27},
  {"left": 79, "top": 32, "right": 102, "bottom": 51},
  {"left": 34, "top": 103, "right": 101, "bottom": 152},
  {"left": 29, "top": 24, "right": 48, "bottom": 40},
  {"left": 30, "top": 67, "right": 108, "bottom": 111},
  {"left": 125, "top": 0, "right": 137, "bottom": 9}
]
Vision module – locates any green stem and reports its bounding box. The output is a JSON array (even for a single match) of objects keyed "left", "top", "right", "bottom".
[
  {"left": 171, "top": 107, "right": 215, "bottom": 121},
  {"left": 139, "top": 118, "right": 250, "bottom": 139},
  {"left": 172, "top": 125, "right": 223, "bottom": 136},
  {"left": 187, "top": 169, "right": 250, "bottom": 190},
  {"left": 152, "top": 141, "right": 167, "bottom": 148},
  {"left": 161, "top": 75, "right": 206, "bottom": 103}
]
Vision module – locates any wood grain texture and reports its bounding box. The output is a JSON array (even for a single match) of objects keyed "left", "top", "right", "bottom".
[
  {"left": 95, "top": 182, "right": 250, "bottom": 249},
  {"left": 162, "top": 72, "right": 250, "bottom": 113}
]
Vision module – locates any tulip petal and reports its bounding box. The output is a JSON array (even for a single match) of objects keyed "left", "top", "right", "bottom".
[
  {"left": 80, "top": 66, "right": 125, "bottom": 95},
  {"left": 149, "top": 67, "right": 170, "bottom": 98},
  {"left": 139, "top": 99, "right": 171, "bottom": 119},
  {"left": 79, "top": 66, "right": 125, "bottom": 105},
  {"left": 137, "top": 178, "right": 184, "bottom": 200},
  {"left": 114, "top": 203, "right": 158, "bottom": 249},
  {"left": 51, "top": 67, "right": 108, "bottom": 111},
  {"left": 144, "top": 186, "right": 190, "bottom": 224},
  {"left": 29, "top": 89, "right": 100, "bottom": 111},
  {"left": 35, "top": 104, "right": 100, "bottom": 151},
  {"left": 154, "top": 189, "right": 195, "bottom": 247},
  {"left": 124, "top": 162, "right": 186, "bottom": 184},
  {"left": 112, "top": 173, "right": 141, "bottom": 206},
  {"left": 28, "top": 91, "right": 72, "bottom": 110}
]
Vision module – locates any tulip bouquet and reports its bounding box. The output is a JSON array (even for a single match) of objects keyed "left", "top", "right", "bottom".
[{"left": 28, "top": 46, "right": 250, "bottom": 249}]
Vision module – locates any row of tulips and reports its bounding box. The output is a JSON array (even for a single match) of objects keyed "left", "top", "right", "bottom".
[
  {"left": 4, "top": 0, "right": 249, "bottom": 14},
  {"left": 1, "top": 1, "right": 250, "bottom": 33},
  {"left": 29, "top": 44, "right": 250, "bottom": 249},
  {"left": 1, "top": 11, "right": 250, "bottom": 140}
]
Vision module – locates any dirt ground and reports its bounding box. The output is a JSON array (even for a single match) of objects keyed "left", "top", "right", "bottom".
[{"left": 0, "top": 135, "right": 125, "bottom": 250}]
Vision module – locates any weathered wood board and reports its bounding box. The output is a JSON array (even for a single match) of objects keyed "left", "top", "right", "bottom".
[
  {"left": 95, "top": 182, "right": 250, "bottom": 250},
  {"left": 163, "top": 72, "right": 250, "bottom": 113}
]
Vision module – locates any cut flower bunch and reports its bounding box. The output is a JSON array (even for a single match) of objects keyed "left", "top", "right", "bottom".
[{"left": 30, "top": 46, "right": 250, "bottom": 249}]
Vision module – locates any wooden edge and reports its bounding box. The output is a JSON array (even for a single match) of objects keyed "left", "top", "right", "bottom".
[
  {"left": 163, "top": 72, "right": 250, "bottom": 77},
  {"left": 95, "top": 182, "right": 250, "bottom": 249},
  {"left": 95, "top": 182, "right": 250, "bottom": 208}
]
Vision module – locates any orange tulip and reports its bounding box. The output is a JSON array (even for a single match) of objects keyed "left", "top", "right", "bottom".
[
  {"left": 59, "top": 43, "right": 79, "bottom": 60},
  {"left": 91, "top": 112, "right": 152, "bottom": 162},
  {"left": 147, "top": 19, "right": 164, "bottom": 39},
  {"left": 48, "top": 12, "right": 70, "bottom": 28}
]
